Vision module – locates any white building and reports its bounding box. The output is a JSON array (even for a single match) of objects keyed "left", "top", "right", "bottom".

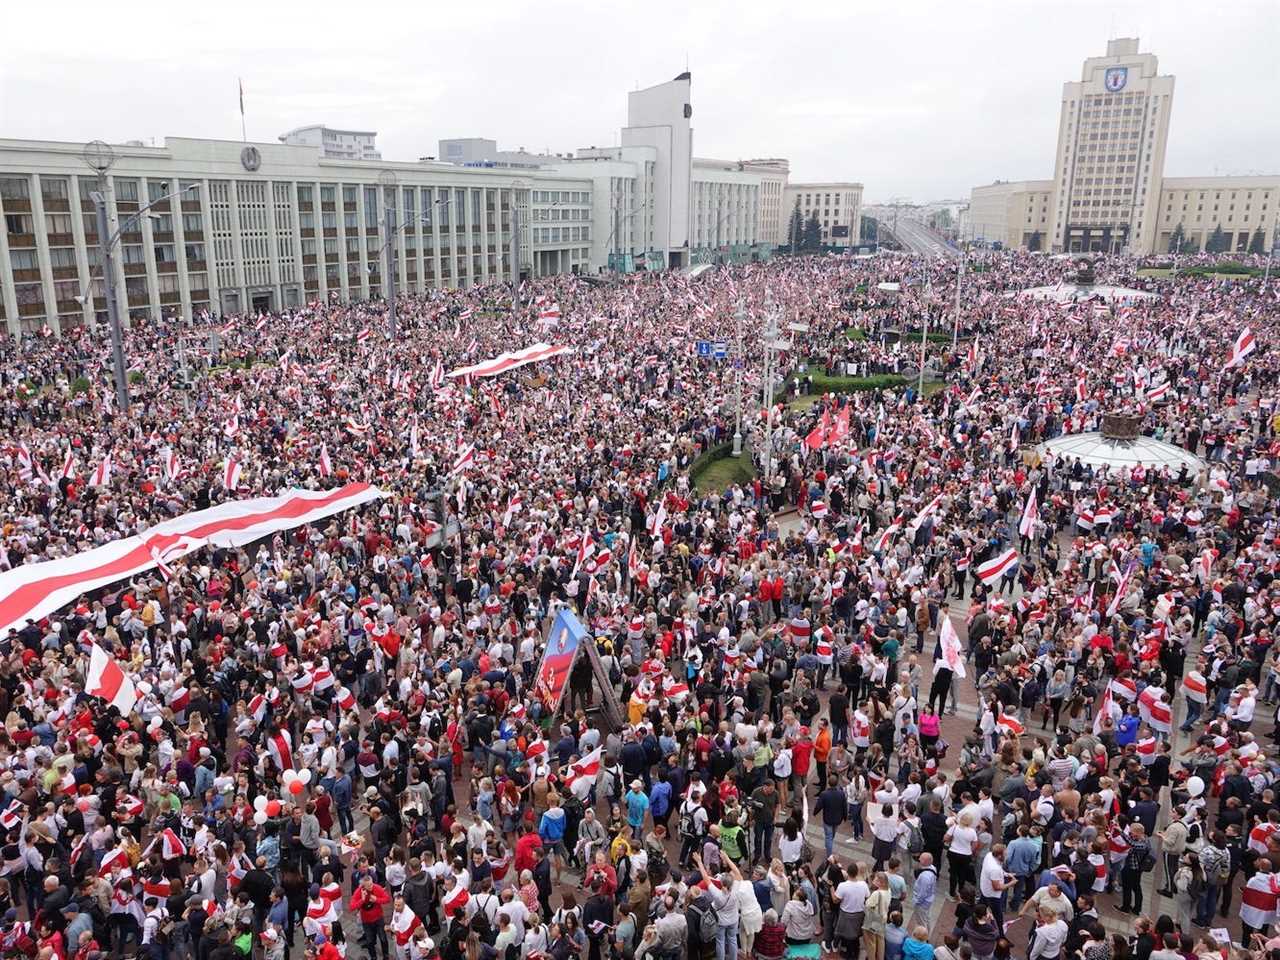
[
  {"left": 690, "top": 158, "right": 760, "bottom": 263},
  {"left": 969, "top": 38, "right": 1280, "bottom": 254},
  {"left": 744, "top": 159, "right": 790, "bottom": 246},
  {"left": 620, "top": 73, "right": 694, "bottom": 268},
  {"left": 0, "top": 136, "right": 591, "bottom": 335},
  {"left": 783, "top": 182, "right": 865, "bottom": 249},
  {"left": 279, "top": 125, "right": 381, "bottom": 161}
]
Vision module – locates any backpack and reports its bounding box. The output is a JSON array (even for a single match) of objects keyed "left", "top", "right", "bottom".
[
  {"left": 688, "top": 898, "right": 718, "bottom": 943},
  {"left": 679, "top": 804, "right": 704, "bottom": 839},
  {"left": 1214, "top": 848, "right": 1231, "bottom": 883},
  {"left": 906, "top": 819, "right": 925, "bottom": 855}
]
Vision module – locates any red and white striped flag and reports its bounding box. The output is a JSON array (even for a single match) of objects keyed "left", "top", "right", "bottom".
[
  {"left": 430, "top": 356, "right": 445, "bottom": 391},
  {"left": 162, "top": 447, "right": 180, "bottom": 483},
  {"left": 938, "top": 614, "right": 967, "bottom": 678},
  {"left": 997, "top": 712, "right": 1024, "bottom": 736},
  {"left": 318, "top": 443, "right": 332, "bottom": 479},
  {"left": 15, "top": 444, "right": 33, "bottom": 482},
  {"left": 356, "top": 327, "right": 371, "bottom": 344},
  {"left": 563, "top": 746, "right": 603, "bottom": 795},
  {"left": 223, "top": 456, "right": 243, "bottom": 491},
  {"left": 89, "top": 453, "right": 112, "bottom": 487},
  {"left": 976, "top": 547, "right": 1018, "bottom": 585},
  {"left": 86, "top": 643, "right": 137, "bottom": 714},
  {"left": 255, "top": 314, "right": 269, "bottom": 332},
  {"left": 1018, "top": 488, "right": 1038, "bottom": 538},
  {"left": 449, "top": 443, "right": 476, "bottom": 476},
  {"left": 1093, "top": 683, "right": 1118, "bottom": 734},
  {"left": 1225, "top": 327, "right": 1255, "bottom": 370},
  {"left": 61, "top": 449, "right": 76, "bottom": 481},
  {"left": 1146, "top": 381, "right": 1170, "bottom": 403}
]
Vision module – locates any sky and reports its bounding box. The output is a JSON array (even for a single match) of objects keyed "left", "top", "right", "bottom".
[{"left": 2, "top": 0, "right": 1277, "bottom": 203}]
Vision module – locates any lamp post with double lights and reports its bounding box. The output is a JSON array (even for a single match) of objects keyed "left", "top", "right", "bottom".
[{"left": 80, "top": 140, "right": 200, "bottom": 413}]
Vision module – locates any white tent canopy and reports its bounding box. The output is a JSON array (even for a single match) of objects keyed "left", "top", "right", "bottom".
[
  {"left": 1036, "top": 431, "right": 1206, "bottom": 476},
  {"left": 1012, "top": 283, "right": 1157, "bottom": 304}
]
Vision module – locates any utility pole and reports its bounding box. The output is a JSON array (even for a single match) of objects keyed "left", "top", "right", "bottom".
[
  {"left": 378, "top": 171, "right": 398, "bottom": 339},
  {"left": 92, "top": 188, "right": 130, "bottom": 413},
  {"left": 1266, "top": 223, "right": 1279, "bottom": 286},
  {"left": 731, "top": 302, "right": 745, "bottom": 456},
  {"left": 951, "top": 244, "right": 965, "bottom": 350},
  {"left": 761, "top": 305, "right": 790, "bottom": 487},
  {"left": 918, "top": 277, "right": 931, "bottom": 399}
]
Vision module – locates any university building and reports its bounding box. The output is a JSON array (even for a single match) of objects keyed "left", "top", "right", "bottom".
[{"left": 967, "top": 39, "right": 1280, "bottom": 255}]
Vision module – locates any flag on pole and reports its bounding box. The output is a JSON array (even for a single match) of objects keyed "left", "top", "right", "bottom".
[
  {"left": 1106, "top": 559, "right": 1137, "bottom": 617},
  {"left": 1018, "top": 488, "right": 1038, "bottom": 538},
  {"left": 997, "top": 713, "right": 1025, "bottom": 736},
  {"left": 449, "top": 443, "right": 475, "bottom": 476},
  {"left": 61, "top": 449, "right": 76, "bottom": 481},
  {"left": 1225, "top": 327, "right": 1255, "bottom": 370},
  {"left": 937, "top": 614, "right": 967, "bottom": 679},
  {"left": 318, "top": 444, "right": 332, "bottom": 479},
  {"left": 1093, "top": 683, "right": 1118, "bottom": 734},
  {"left": 975, "top": 547, "right": 1018, "bottom": 585},
  {"left": 86, "top": 643, "right": 137, "bottom": 714},
  {"left": 223, "top": 456, "right": 243, "bottom": 492},
  {"left": 90, "top": 453, "right": 112, "bottom": 488}
]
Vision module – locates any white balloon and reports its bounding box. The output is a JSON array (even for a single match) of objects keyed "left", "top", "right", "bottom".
[
  {"left": 1186, "top": 775, "right": 1205, "bottom": 798},
  {"left": 254, "top": 796, "right": 268, "bottom": 812},
  {"left": 298, "top": 769, "right": 312, "bottom": 786},
  {"left": 253, "top": 810, "right": 268, "bottom": 825},
  {"left": 281, "top": 770, "right": 298, "bottom": 785}
]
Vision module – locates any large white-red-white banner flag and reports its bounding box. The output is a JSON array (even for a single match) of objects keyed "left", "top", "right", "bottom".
[
  {"left": 447, "top": 343, "right": 574, "bottom": 381},
  {"left": 0, "top": 483, "right": 384, "bottom": 636}
]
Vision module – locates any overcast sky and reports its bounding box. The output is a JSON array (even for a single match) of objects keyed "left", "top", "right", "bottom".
[{"left": 3, "top": 0, "right": 1276, "bottom": 203}]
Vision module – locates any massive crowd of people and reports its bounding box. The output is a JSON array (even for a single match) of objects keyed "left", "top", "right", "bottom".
[{"left": 0, "top": 248, "right": 1279, "bottom": 960}]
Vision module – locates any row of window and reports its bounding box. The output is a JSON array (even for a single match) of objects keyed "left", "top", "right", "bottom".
[{"left": 534, "top": 226, "right": 591, "bottom": 244}]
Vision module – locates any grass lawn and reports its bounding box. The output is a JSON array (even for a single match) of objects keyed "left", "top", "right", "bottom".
[
  {"left": 845, "top": 328, "right": 867, "bottom": 341},
  {"left": 694, "top": 452, "right": 755, "bottom": 493},
  {"left": 1136, "top": 267, "right": 1172, "bottom": 278}
]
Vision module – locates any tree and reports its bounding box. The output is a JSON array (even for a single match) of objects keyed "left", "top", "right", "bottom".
[
  {"left": 1205, "top": 225, "right": 1228, "bottom": 254},
  {"left": 1249, "top": 227, "right": 1266, "bottom": 255},
  {"left": 802, "top": 212, "right": 822, "bottom": 252},
  {"left": 1167, "top": 223, "right": 1186, "bottom": 254},
  {"left": 786, "top": 200, "right": 803, "bottom": 253}
]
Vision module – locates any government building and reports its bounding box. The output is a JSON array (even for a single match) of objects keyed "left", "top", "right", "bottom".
[
  {"left": 967, "top": 39, "right": 1279, "bottom": 255},
  {"left": 0, "top": 74, "right": 861, "bottom": 337}
]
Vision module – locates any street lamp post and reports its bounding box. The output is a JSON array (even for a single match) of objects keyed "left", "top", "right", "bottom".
[
  {"left": 1265, "top": 223, "right": 1279, "bottom": 286},
  {"left": 951, "top": 243, "right": 965, "bottom": 350},
  {"left": 731, "top": 302, "right": 745, "bottom": 456},
  {"left": 378, "top": 171, "right": 399, "bottom": 339},
  {"left": 761, "top": 305, "right": 790, "bottom": 487},
  {"left": 80, "top": 142, "right": 200, "bottom": 413},
  {"left": 605, "top": 200, "right": 652, "bottom": 272},
  {"left": 918, "top": 277, "right": 932, "bottom": 399}
]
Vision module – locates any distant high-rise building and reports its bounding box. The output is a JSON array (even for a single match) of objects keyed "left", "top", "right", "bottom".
[
  {"left": 968, "top": 39, "right": 1280, "bottom": 255},
  {"left": 1049, "top": 38, "right": 1173, "bottom": 255},
  {"left": 279, "top": 125, "right": 381, "bottom": 161}
]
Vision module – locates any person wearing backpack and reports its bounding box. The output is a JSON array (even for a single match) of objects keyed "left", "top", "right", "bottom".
[
  {"left": 677, "top": 793, "right": 710, "bottom": 869},
  {"left": 1193, "top": 830, "right": 1232, "bottom": 927},
  {"left": 901, "top": 802, "right": 925, "bottom": 883},
  {"left": 1118, "top": 823, "right": 1155, "bottom": 915},
  {"left": 686, "top": 885, "right": 720, "bottom": 957}
]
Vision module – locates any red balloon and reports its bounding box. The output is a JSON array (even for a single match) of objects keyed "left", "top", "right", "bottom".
[
  {"left": 288, "top": 780, "right": 305, "bottom": 796},
  {"left": 266, "top": 800, "right": 281, "bottom": 816}
]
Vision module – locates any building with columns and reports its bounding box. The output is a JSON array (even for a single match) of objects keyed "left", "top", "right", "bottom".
[
  {"left": 967, "top": 38, "right": 1280, "bottom": 255},
  {"left": 783, "top": 182, "right": 865, "bottom": 249}
]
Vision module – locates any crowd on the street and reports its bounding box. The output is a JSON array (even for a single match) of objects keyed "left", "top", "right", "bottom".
[{"left": 1, "top": 249, "right": 1280, "bottom": 960}]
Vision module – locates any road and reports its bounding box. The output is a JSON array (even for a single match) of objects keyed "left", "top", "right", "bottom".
[{"left": 866, "top": 206, "right": 959, "bottom": 259}]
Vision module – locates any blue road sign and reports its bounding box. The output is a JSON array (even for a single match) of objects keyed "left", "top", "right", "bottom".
[
  {"left": 695, "top": 340, "right": 711, "bottom": 357},
  {"left": 712, "top": 341, "right": 728, "bottom": 359}
]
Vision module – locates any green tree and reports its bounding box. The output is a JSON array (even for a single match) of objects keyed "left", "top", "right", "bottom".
[
  {"left": 1206, "top": 225, "right": 1228, "bottom": 254},
  {"left": 803, "top": 212, "right": 822, "bottom": 251},
  {"left": 786, "top": 199, "right": 803, "bottom": 253},
  {"left": 1249, "top": 227, "right": 1266, "bottom": 255},
  {"left": 1167, "top": 223, "right": 1185, "bottom": 254}
]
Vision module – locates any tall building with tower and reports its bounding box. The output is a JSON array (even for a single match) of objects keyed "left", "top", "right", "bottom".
[{"left": 968, "top": 38, "right": 1280, "bottom": 255}]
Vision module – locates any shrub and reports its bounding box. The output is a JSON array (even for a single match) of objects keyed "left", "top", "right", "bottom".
[{"left": 70, "top": 376, "right": 90, "bottom": 395}]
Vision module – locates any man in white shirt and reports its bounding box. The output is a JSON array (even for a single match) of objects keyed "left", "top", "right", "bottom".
[
  {"left": 1028, "top": 909, "right": 1068, "bottom": 960},
  {"left": 978, "top": 843, "right": 1014, "bottom": 930},
  {"left": 833, "top": 862, "right": 869, "bottom": 950}
]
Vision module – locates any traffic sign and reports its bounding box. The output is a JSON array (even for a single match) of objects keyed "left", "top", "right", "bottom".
[
  {"left": 695, "top": 340, "right": 711, "bottom": 357},
  {"left": 712, "top": 341, "right": 728, "bottom": 359}
]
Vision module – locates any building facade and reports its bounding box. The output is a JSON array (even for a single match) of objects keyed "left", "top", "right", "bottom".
[
  {"left": 783, "top": 182, "right": 864, "bottom": 249},
  {"left": 743, "top": 159, "right": 790, "bottom": 246},
  {"left": 0, "top": 136, "right": 592, "bottom": 336},
  {"left": 689, "top": 158, "right": 761, "bottom": 262},
  {"left": 969, "top": 38, "right": 1280, "bottom": 255},
  {"left": 279, "top": 125, "right": 381, "bottom": 161},
  {"left": 967, "top": 180, "right": 1053, "bottom": 249}
]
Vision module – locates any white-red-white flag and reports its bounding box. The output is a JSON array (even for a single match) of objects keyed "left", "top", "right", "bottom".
[
  {"left": 356, "top": 327, "right": 371, "bottom": 344},
  {"left": 318, "top": 443, "right": 332, "bottom": 479},
  {"left": 1093, "top": 683, "right": 1118, "bottom": 734},
  {"left": 1018, "top": 488, "right": 1038, "bottom": 538},
  {"left": 937, "top": 614, "right": 967, "bottom": 679},
  {"left": 563, "top": 746, "right": 603, "bottom": 798},
  {"left": 1225, "top": 327, "right": 1255, "bottom": 370},
  {"left": 997, "top": 712, "right": 1025, "bottom": 736},
  {"left": 86, "top": 643, "right": 137, "bottom": 714},
  {"left": 223, "top": 456, "right": 243, "bottom": 491},
  {"left": 449, "top": 443, "right": 476, "bottom": 476},
  {"left": 89, "top": 453, "right": 112, "bottom": 487},
  {"left": 976, "top": 547, "right": 1018, "bottom": 585},
  {"left": 61, "top": 449, "right": 76, "bottom": 481},
  {"left": 162, "top": 447, "right": 180, "bottom": 483}
]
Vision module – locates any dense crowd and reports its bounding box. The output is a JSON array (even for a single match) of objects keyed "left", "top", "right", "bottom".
[{"left": 0, "top": 250, "right": 1279, "bottom": 960}]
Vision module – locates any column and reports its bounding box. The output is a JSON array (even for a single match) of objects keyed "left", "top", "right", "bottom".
[
  {"left": 0, "top": 189, "right": 17, "bottom": 337},
  {"left": 138, "top": 185, "right": 162, "bottom": 322},
  {"left": 29, "top": 176, "right": 61, "bottom": 334},
  {"left": 198, "top": 179, "right": 220, "bottom": 314},
  {"left": 173, "top": 181, "right": 192, "bottom": 320},
  {"left": 226, "top": 180, "right": 247, "bottom": 308},
  {"left": 291, "top": 182, "right": 306, "bottom": 303},
  {"left": 265, "top": 180, "right": 282, "bottom": 305}
]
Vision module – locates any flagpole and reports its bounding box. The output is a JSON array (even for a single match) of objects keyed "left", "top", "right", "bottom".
[
  {"left": 239, "top": 78, "right": 246, "bottom": 142},
  {"left": 917, "top": 276, "right": 931, "bottom": 399}
]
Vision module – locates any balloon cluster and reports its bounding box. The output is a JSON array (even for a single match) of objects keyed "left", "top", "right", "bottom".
[{"left": 247, "top": 768, "right": 313, "bottom": 823}]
